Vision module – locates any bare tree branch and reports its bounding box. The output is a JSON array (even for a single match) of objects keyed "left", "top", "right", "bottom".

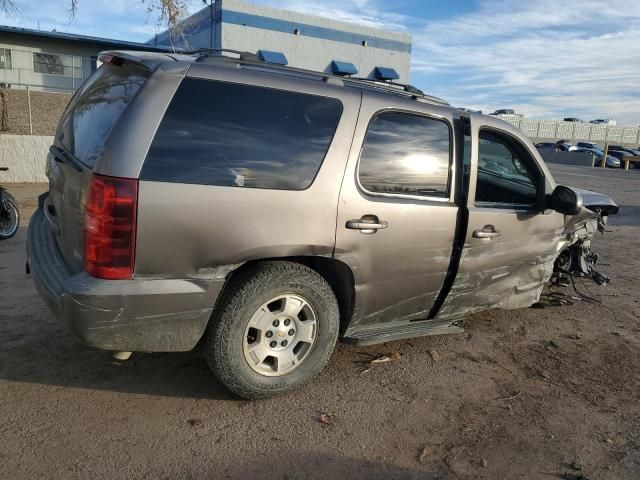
[
  {"left": 67, "top": 0, "right": 79, "bottom": 22},
  {"left": 143, "top": 0, "right": 192, "bottom": 52},
  {"left": 1, "top": 1, "right": 189, "bottom": 33},
  {"left": 0, "top": 0, "right": 19, "bottom": 17},
  {"left": 143, "top": 0, "right": 188, "bottom": 30}
]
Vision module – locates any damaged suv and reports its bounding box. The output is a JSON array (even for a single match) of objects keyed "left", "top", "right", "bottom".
[{"left": 27, "top": 51, "right": 618, "bottom": 399}]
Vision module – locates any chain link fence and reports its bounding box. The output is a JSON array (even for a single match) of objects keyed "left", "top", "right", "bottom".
[
  {"left": 0, "top": 86, "right": 72, "bottom": 135},
  {"left": 0, "top": 46, "right": 87, "bottom": 134}
]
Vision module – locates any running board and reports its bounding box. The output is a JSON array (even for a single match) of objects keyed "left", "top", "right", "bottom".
[{"left": 343, "top": 319, "right": 465, "bottom": 346}]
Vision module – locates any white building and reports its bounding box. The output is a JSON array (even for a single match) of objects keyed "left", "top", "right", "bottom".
[
  {"left": 148, "top": 0, "right": 412, "bottom": 83},
  {"left": 0, "top": 25, "right": 169, "bottom": 92}
]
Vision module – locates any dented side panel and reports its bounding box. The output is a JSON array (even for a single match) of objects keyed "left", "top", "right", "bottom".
[
  {"left": 437, "top": 114, "right": 587, "bottom": 320},
  {"left": 437, "top": 208, "right": 565, "bottom": 319}
]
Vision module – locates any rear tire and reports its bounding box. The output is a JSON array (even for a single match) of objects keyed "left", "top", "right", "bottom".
[
  {"left": 206, "top": 261, "right": 339, "bottom": 399},
  {"left": 0, "top": 192, "right": 19, "bottom": 240}
]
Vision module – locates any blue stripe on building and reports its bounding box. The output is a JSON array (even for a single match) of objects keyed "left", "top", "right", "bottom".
[
  {"left": 220, "top": 10, "right": 411, "bottom": 54},
  {"left": 150, "top": 7, "right": 412, "bottom": 54}
]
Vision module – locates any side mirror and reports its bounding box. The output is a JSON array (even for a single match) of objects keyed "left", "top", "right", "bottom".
[{"left": 547, "top": 185, "right": 583, "bottom": 215}]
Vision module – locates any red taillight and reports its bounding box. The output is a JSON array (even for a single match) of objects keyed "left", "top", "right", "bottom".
[{"left": 84, "top": 173, "right": 138, "bottom": 280}]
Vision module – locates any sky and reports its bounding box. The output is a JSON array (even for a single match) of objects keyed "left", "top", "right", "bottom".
[{"left": 3, "top": 0, "right": 640, "bottom": 124}]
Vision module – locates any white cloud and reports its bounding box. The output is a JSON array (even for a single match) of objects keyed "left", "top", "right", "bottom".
[
  {"left": 411, "top": 0, "right": 640, "bottom": 124},
  {"left": 3, "top": 0, "right": 639, "bottom": 124},
  {"left": 252, "top": 0, "right": 640, "bottom": 124}
]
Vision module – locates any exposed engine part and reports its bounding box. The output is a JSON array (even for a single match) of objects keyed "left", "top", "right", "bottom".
[
  {"left": 562, "top": 241, "right": 608, "bottom": 285},
  {"left": 550, "top": 239, "right": 608, "bottom": 304},
  {"left": 593, "top": 209, "right": 610, "bottom": 234}
]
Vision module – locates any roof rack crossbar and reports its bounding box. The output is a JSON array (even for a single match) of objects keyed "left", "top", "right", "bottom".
[
  {"left": 187, "top": 50, "right": 448, "bottom": 106},
  {"left": 191, "top": 48, "right": 262, "bottom": 63}
]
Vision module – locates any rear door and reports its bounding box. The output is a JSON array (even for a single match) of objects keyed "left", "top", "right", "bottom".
[
  {"left": 46, "top": 62, "right": 149, "bottom": 272},
  {"left": 335, "top": 92, "right": 460, "bottom": 334},
  {"left": 436, "top": 119, "right": 564, "bottom": 319}
]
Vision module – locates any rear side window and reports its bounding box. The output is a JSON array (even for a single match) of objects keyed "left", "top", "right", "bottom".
[
  {"left": 141, "top": 78, "right": 343, "bottom": 190},
  {"left": 57, "top": 64, "right": 147, "bottom": 168},
  {"left": 358, "top": 111, "right": 451, "bottom": 198}
]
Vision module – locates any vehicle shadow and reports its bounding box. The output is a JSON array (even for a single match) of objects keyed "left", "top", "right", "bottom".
[
  {"left": 0, "top": 323, "right": 239, "bottom": 400},
  {"left": 0, "top": 226, "right": 237, "bottom": 401}
]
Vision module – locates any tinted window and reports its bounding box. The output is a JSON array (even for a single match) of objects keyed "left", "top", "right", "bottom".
[
  {"left": 57, "top": 64, "right": 147, "bottom": 167},
  {"left": 142, "top": 78, "right": 343, "bottom": 190},
  {"left": 358, "top": 112, "right": 451, "bottom": 198},
  {"left": 476, "top": 130, "right": 540, "bottom": 207}
]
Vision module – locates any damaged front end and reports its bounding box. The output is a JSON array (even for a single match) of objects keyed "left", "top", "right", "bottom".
[{"left": 552, "top": 188, "right": 619, "bottom": 288}]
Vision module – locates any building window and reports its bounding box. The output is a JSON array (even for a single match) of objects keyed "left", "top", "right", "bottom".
[
  {"left": 0, "top": 48, "right": 12, "bottom": 70},
  {"left": 33, "top": 52, "right": 83, "bottom": 78}
]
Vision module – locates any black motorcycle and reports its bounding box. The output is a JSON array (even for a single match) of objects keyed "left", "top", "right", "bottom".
[{"left": 0, "top": 167, "right": 19, "bottom": 240}]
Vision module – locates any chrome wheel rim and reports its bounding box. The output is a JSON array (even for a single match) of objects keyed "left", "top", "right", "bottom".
[
  {"left": 243, "top": 294, "right": 318, "bottom": 377},
  {"left": 0, "top": 202, "right": 18, "bottom": 238}
]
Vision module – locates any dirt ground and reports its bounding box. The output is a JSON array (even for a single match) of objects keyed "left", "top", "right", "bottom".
[{"left": 1, "top": 164, "right": 639, "bottom": 480}]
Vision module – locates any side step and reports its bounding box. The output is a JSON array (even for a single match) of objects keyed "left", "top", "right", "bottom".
[{"left": 343, "top": 318, "right": 465, "bottom": 346}]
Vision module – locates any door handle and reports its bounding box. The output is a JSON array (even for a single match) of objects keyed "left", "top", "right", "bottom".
[
  {"left": 472, "top": 225, "right": 501, "bottom": 239},
  {"left": 346, "top": 215, "right": 388, "bottom": 234}
]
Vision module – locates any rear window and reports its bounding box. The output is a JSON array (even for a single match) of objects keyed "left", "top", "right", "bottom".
[
  {"left": 57, "top": 64, "right": 147, "bottom": 168},
  {"left": 141, "top": 78, "right": 343, "bottom": 190}
]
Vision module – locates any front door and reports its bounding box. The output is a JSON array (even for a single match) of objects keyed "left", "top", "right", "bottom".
[
  {"left": 437, "top": 120, "right": 564, "bottom": 320},
  {"left": 334, "top": 94, "right": 460, "bottom": 335}
]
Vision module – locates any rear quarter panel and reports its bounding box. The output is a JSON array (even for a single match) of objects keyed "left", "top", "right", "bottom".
[{"left": 134, "top": 65, "right": 361, "bottom": 275}]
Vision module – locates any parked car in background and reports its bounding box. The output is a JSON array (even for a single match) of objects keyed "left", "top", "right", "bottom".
[
  {"left": 458, "top": 107, "right": 482, "bottom": 114},
  {"left": 26, "top": 50, "right": 619, "bottom": 399},
  {"left": 574, "top": 141, "right": 603, "bottom": 152},
  {"left": 608, "top": 145, "right": 640, "bottom": 156},
  {"left": 535, "top": 142, "right": 559, "bottom": 151},
  {"left": 590, "top": 119, "right": 617, "bottom": 125},
  {"left": 607, "top": 150, "right": 632, "bottom": 161},
  {"left": 556, "top": 143, "right": 572, "bottom": 151},
  {"left": 564, "top": 117, "right": 584, "bottom": 123},
  {"left": 607, "top": 149, "right": 640, "bottom": 169},
  {"left": 491, "top": 109, "right": 515, "bottom": 115},
  {"left": 575, "top": 148, "right": 620, "bottom": 168}
]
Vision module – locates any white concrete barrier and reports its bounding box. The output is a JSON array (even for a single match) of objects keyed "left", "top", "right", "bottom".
[{"left": 0, "top": 134, "right": 52, "bottom": 183}]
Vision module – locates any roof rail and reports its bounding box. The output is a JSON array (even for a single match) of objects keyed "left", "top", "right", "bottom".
[
  {"left": 190, "top": 48, "right": 262, "bottom": 63},
  {"left": 345, "top": 77, "right": 448, "bottom": 105},
  {"left": 350, "top": 77, "right": 424, "bottom": 95},
  {"left": 186, "top": 50, "right": 449, "bottom": 106}
]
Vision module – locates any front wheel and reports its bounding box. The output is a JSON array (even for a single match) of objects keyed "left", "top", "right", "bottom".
[
  {"left": 206, "top": 261, "right": 339, "bottom": 399},
  {"left": 0, "top": 192, "right": 19, "bottom": 240}
]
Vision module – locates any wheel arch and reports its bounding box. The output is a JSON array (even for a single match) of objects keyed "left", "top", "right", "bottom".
[{"left": 211, "top": 256, "right": 356, "bottom": 337}]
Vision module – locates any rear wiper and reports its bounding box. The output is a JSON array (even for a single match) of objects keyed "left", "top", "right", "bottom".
[{"left": 49, "top": 145, "right": 83, "bottom": 172}]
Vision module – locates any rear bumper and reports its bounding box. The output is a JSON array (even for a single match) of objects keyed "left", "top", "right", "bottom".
[{"left": 27, "top": 208, "right": 225, "bottom": 352}]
